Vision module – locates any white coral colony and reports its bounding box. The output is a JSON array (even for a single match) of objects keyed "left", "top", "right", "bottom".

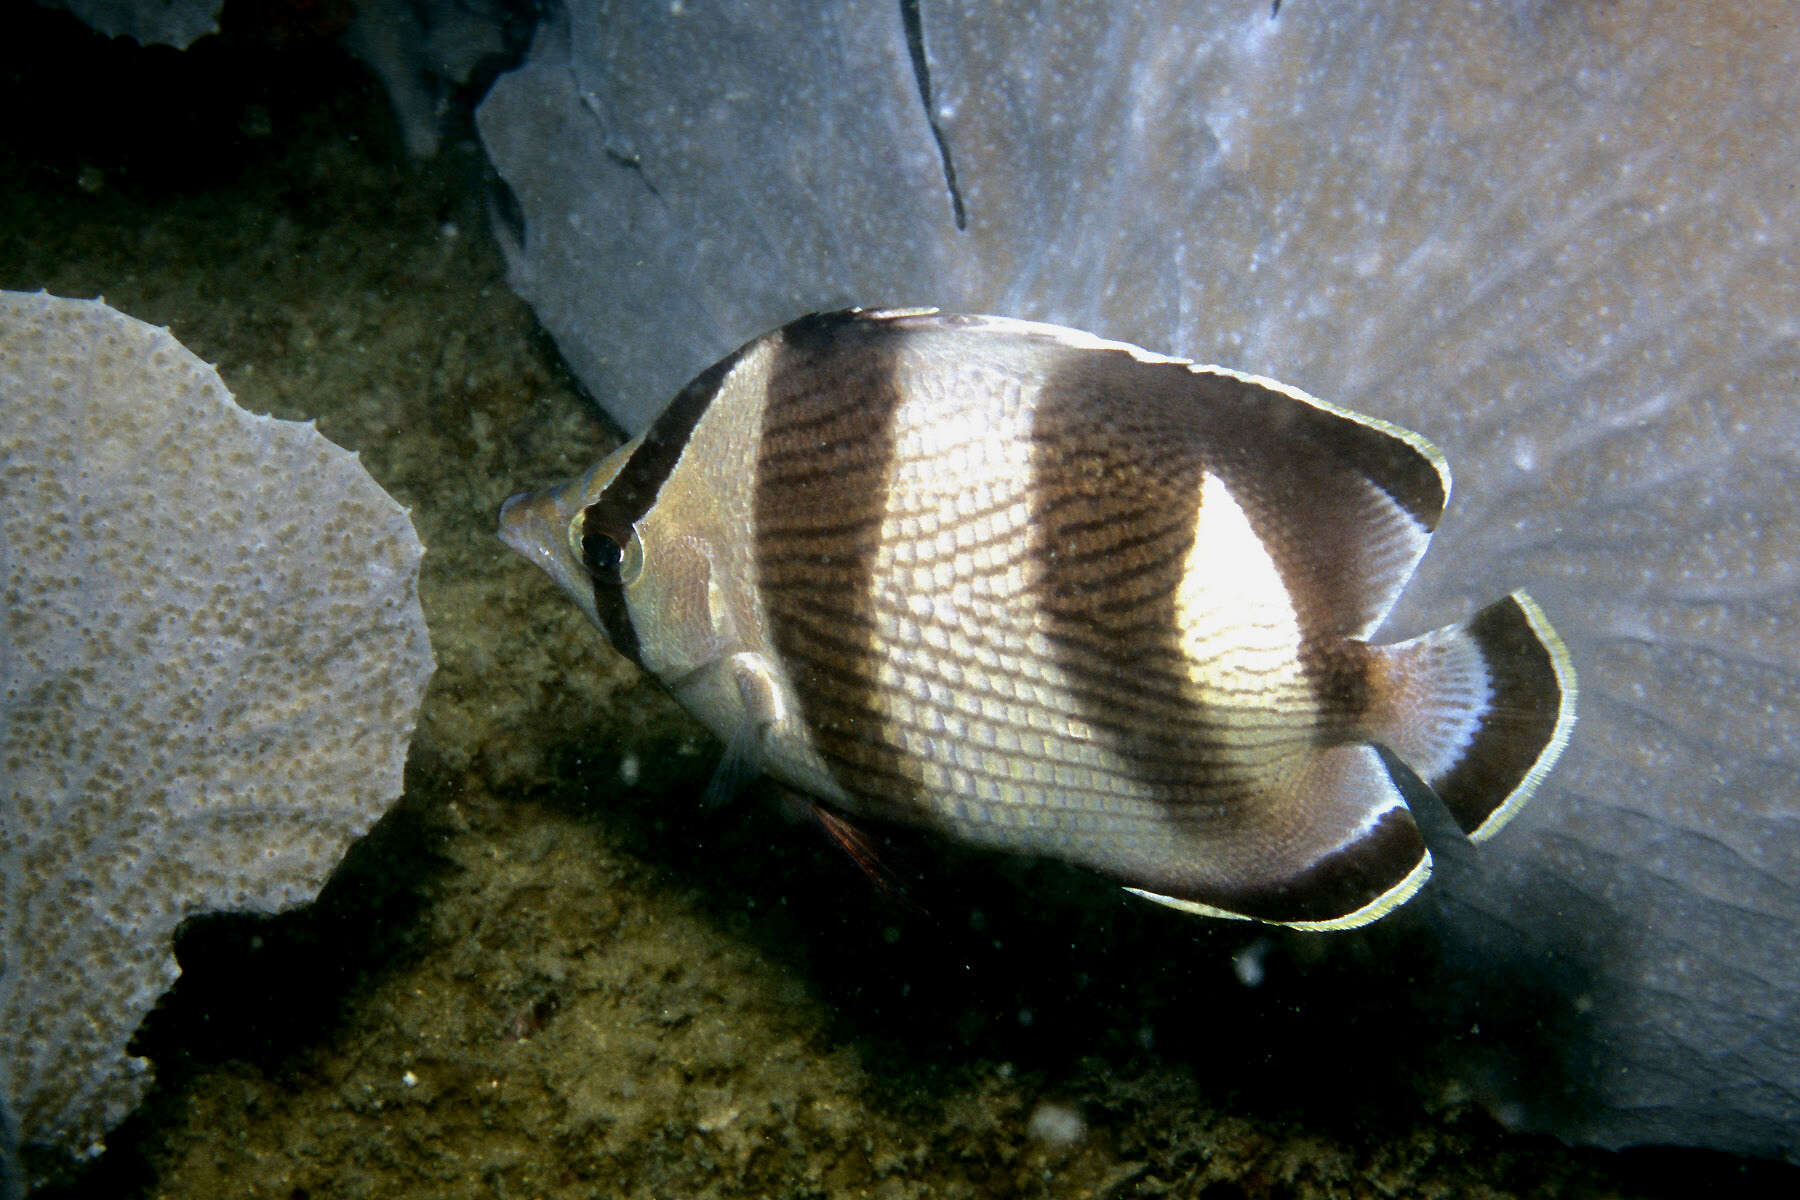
[{"left": 0, "top": 292, "right": 434, "bottom": 1179}]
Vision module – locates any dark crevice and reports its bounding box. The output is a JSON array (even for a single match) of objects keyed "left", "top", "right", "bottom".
[
  {"left": 900, "top": 0, "right": 967, "bottom": 231},
  {"left": 604, "top": 145, "right": 664, "bottom": 201}
]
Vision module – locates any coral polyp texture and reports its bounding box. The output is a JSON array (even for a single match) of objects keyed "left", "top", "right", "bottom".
[{"left": 0, "top": 292, "right": 434, "bottom": 1167}]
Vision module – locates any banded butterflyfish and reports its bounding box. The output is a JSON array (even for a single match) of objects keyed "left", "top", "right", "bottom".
[{"left": 501, "top": 309, "right": 1576, "bottom": 930}]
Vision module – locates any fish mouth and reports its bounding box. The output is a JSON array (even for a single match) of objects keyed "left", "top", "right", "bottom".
[
  {"left": 498, "top": 485, "right": 568, "bottom": 566},
  {"left": 499, "top": 481, "right": 600, "bottom": 625}
]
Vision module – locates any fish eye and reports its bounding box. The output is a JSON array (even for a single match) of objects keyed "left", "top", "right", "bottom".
[
  {"left": 571, "top": 507, "right": 643, "bottom": 586},
  {"left": 582, "top": 525, "right": 624, "bottom": 577}
]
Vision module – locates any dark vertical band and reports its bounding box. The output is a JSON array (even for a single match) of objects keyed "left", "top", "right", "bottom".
[
  {"left": 1027, "top": 351, "right": 1225, "bottom": 792},
  {"left": 752, "top": 313, "right": 916, "bottom": 812}
]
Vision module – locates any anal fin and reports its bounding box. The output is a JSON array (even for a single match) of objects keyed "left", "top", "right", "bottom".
[{"left": 1129, "top": 743, "right": 1432, "bottom": 931}]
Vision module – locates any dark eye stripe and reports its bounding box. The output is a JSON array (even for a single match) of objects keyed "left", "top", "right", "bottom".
[{"left": 584, "top": 341, "right": 755, "bottom": 667}]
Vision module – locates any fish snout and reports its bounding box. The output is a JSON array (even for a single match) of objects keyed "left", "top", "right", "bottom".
[
  {"left": 498, "top": 483, "right": 605, "bottom": 626},
  {"left": 499, "top": 487, "right": 566, "bottom": 567}
]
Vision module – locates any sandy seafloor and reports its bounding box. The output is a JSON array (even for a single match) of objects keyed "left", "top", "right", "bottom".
[{"left": 4, "top": 9, "right": 1798, "bottom": 1199}]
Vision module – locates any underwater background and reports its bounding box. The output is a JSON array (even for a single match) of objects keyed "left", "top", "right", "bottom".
[{"left": 4, "top": 5, "right": 1799, "bottom": 1197}]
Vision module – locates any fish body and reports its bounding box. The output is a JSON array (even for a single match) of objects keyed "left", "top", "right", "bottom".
[{"left": 502, "top": 309, "right": 1575, "bottom": 929}]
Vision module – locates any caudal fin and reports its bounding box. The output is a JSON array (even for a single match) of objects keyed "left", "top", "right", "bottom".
[{"left": 1368, "top": 592, "right": 1576, "bottom": 840}]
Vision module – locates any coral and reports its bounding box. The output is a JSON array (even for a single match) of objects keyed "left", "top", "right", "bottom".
[{"left": 0, "top": 292, "right": 434, "bottom": 1171}]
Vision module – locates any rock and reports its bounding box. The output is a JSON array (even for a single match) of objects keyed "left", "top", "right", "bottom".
[{"left": 45, "top": 0, "right": 222, "bottom": 49}]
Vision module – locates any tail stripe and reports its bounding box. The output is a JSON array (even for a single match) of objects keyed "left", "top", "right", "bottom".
[{"left": 1437, "top": 591, "right": 1577, "bottom": 839}]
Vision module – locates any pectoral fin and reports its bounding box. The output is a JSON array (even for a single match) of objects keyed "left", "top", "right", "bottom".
[{"left": 676, "top": 652, "right": 788, "bottom": 807}]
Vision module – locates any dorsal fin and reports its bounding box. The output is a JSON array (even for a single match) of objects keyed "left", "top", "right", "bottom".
[{"left": 867, "top": 310, "right": 1452, "bottom": 640}]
